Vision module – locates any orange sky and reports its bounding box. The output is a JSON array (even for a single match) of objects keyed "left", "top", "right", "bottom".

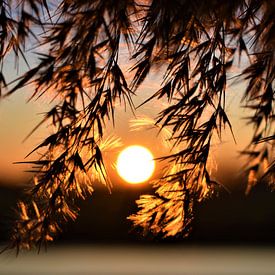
[
  {"left": 0, "top": 83, "right": 252, "bottom": 186},
  {"left": 0, "top": 51, "right": 253, "bottom": 187}
]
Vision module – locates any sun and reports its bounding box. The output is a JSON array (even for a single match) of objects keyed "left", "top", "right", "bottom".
[{"left": 116, "top": 145, "right": 155, "bottom": 184}]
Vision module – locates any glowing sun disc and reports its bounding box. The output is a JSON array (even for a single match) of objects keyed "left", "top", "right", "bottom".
[{"left": 117, "top": 145, "right": 155, "bottom": 184}]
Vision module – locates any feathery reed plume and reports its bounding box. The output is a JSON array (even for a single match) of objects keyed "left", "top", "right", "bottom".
[
  {"left": 9, "top": 133, "right": 122, "bottom": 252},
  {"left": 128, "top": 116, "right": 216, "bottom": 237},
  {"left": 1, "top": 0, "right": 274, "bottom": 248}
]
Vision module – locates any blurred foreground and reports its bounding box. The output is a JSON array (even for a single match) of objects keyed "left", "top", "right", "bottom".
[{"left": 1, "top": 245, "right": 275, "bottom": 274}]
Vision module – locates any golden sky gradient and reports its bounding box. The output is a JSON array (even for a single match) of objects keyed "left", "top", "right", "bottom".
[{"left": 0, "top": 52, "right": 253, "bottom": 187}]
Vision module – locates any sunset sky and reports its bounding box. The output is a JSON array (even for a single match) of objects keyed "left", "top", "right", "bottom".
[
  {"left": 0, "top": 53, "right": 253, "bottom": 188},
  {"left": 0, "top": 14, "right": 256, "bottom": 191}
]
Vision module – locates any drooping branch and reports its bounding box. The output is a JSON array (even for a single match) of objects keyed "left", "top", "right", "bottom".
[
  {"left": 129, "top": 0, "right": 274, "bottom": 237},
  {"left": 7, "top": 0, "right": 136, "bottom": 251},
  {"left": 1, "top": 0, "right": 274, "bottom": 249}
]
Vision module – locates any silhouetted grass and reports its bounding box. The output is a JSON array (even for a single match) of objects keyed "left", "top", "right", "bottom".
[{"left": 0, "top": 0, "right": 273, "bottom": 251}]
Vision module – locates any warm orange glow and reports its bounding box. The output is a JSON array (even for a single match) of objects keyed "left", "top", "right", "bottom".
[{"left": 116, "top": 145, "right": 155, "bottom": 184}]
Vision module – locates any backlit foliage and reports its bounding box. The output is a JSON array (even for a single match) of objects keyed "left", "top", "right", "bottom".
[
  {"left": 0, "top": 0, "right": 274, "bottom": 249},
  {"left": 129, "top": 117, "right": 215, "bottom": 237}
]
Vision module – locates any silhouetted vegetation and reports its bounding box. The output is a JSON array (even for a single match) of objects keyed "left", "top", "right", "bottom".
[{"left": 0, "top": 0, "right": 274, "bottom": 251}]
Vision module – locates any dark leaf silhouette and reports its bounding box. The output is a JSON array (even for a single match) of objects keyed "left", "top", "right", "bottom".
[{"left": 0, "top": 0, "right": 274, "bottom": 250}]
